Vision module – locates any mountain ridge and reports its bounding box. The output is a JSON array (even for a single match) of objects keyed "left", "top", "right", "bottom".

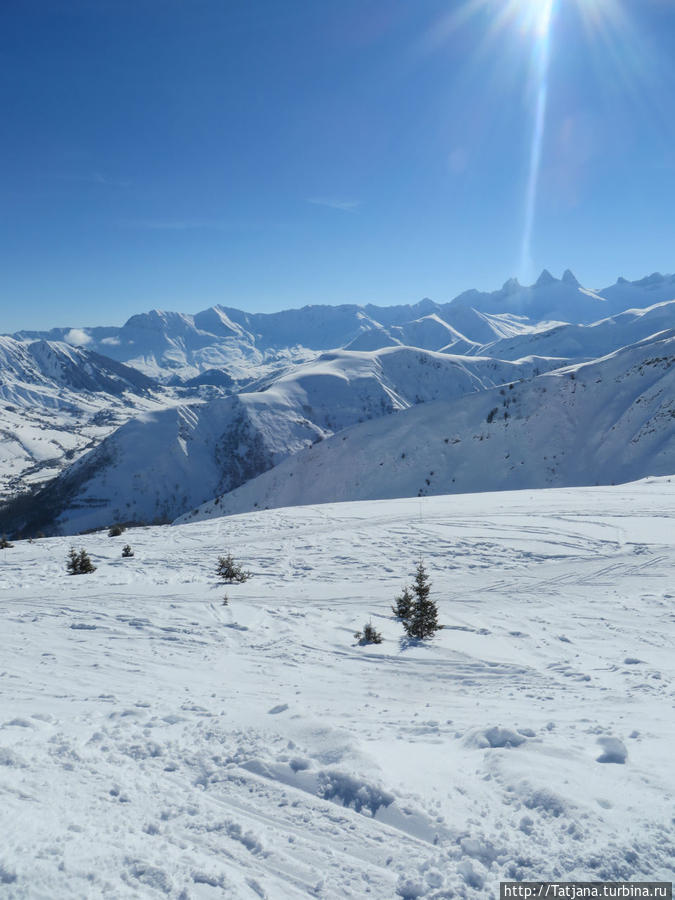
[
  {"left": 3, "top": 267, "right": 675, "bottom": 536},
  {"left": 9, "top": 269, "right": 675, "bottom": 383},
  {"left": 180, "top": 332, "right": 675, "bottom": 522},
  {"left": 0, "top": 346, "right": 555, "bottom": 536}
]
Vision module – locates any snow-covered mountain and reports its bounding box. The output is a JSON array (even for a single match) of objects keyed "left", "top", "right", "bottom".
[
  {"left": 11, "top": 309, "right": 315, "bottom": 384},
  {"left": 182, "top": 332, "right": 675, "bottom": 521},
  {"left": 345, "top": 312, "right": 480, "bottom": 354},
  {"left": 599, "top": 270, "right": 675, "bottom": 311},
  {"left": 0, "top": 336, "right": 155, "bottom": 402},
  {"left": 4, "top": 267, "right": 675, "bottom": 536},
  {"left": 470, "top": 299, "right": 675, "bottom": 362},
  {"left": 10, "top": 269, "right": 675, "bottom": 383},
  {"left": 0, "top": 347, "right": 552, "bottom": 536},
  {"left": 0, "top": 337, "right": 174, "bottom": 503}
]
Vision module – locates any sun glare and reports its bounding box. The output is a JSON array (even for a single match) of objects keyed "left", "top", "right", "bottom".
[
  {"left": 423, "top": 0, "right": 661, "bottom": 281},
  {"left": 516, "top": 0, "right": 557, "bottom": 280},
  {"left": 487, "top": 0, "right": 556, "bottom": 42}
]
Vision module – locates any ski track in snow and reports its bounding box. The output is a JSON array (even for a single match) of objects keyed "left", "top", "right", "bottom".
[{"left": 0, "top": 483, "right": 674, "bottom": 897}]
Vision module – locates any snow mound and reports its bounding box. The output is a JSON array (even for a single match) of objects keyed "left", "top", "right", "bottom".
[
  {"left": 466, "top": 726, "right": 529, "bottom": 749},
  {"left": 596, "top": 737, "right": 628, "bottom": 764}
]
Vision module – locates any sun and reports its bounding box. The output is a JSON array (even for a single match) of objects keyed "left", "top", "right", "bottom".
[{"left": 423, "top": 0, "right": 635, "bottom": 282}]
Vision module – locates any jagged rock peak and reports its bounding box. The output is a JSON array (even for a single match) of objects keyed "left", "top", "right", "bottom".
[
  {"left": 535, "top": 269, "right": 557, "bottom": 287},
  {"left": 414, "top": 297, "right": 438, "bottom": 314},
  {"left": 636, "top": 272, "right": 665, "bottom": 287},
  {"left": 502, "top": 277, "right": 521, "bottom": 294},
  {"left": 562, "top": 269, "right": 580, "bottom": 286}
]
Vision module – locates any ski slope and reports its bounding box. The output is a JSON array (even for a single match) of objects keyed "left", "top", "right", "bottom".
[{"left": 1, "top": 482, "right": 673, "bottom": 897}]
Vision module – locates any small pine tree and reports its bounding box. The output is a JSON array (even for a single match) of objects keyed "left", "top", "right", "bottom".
[
  {"left": 0, "top": 535, "right": 13, "bottom": 549},
  {"left": 108, "top": 524, "right": 124, "bottom": 537},
  {"left": 403, "top": 560, "right": 440, "bottom": 640},
  {"left": 66, "top": 548, "right": 79, "bottom": 574},
  {"left": 216, "top": 553, "right": 250, "bottom": 583},
  {"left": 121, "top": 544, "right": 134, "bottom": 558},
  {"left": 67, "top": 548, "right": 96, "bottom": 575},
  {"left": 222, "top": 594, "right": 229, "bottom": 606},
  {"left": 354, "top": 621, "right": 383, "bottom": 645},
  {"left": 79, "top": 550, "right": 96, "bottom": 573},
  {"left": 392, "top": 585, "right": 413, "bottom": 620}
]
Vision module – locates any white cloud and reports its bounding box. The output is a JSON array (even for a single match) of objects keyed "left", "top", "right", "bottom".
[
  {"left": 101, "top": 336, "right": 121, "bottom": 346},
  {"left": 64, "top": 328, "right": 92, "bottom": 347}
]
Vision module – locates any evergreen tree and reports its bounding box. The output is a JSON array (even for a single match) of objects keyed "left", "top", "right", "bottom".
[
  {"left": 66, "top": 547, "right": 79, "bottom": 574},
  {"left": 392, "top": 586, "right": 413, "bottom": 620},
  {"left": 216, "top": 553, "right": 250, "bottom": 583},
  {"left": 354, "top": 621, "right": 383, "bottom": 645},
  {"left": 67, "top": 548, "right": 96, "bottom": 575},
  {"left": 403, "top": 560, "right": 440, "bottom": 640},
  {"left": 121, "top": 544, "right": 134, "bottom": 558},
  {"left": 0, "top": 535, "right": 13, "bottom": 549}
]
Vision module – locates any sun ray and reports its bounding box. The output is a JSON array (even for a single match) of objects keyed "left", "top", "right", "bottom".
[
  {"left": 422, "top": 0, "right": 673, "bottom": 279},
  {"left": 519, "top": 0, "right": 556, "bottom": 281}
]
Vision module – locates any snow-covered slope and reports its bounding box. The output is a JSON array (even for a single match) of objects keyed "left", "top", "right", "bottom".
[
  {"left": 0, "top": 347, "right": 550, "bottom": 537},
  {"left": 472, "top": 300, "right": 675, "bottom": 362},
  {"left": 445, "top": 269, "right": 608, "bottom": 324},
  {"left": 184, "top": 333, "right": 675, "bottom": 521},
  {"left": 11, "top": 269, "right": 674, "bottom": 383},
  {"left": 1, "top": 483, "right": 673, "bottom": 895},
  {"left": 345, "top": 313, "right": 480, "bottom": 354},
  {"left": 0, "top": 338, "right": 171, "bottom": 503},
  {"left": 599, "top": 271, "right": 675, "bottom": 311},
  {"left": 11, "top": 310, "right": 315, "bottom": 384},
  {"left": 0, "top": 336, "right": 155, "bottom": 403}
]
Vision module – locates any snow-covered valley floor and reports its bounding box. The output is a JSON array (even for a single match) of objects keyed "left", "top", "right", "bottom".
[{"left": 1, "top": 483, "right": 674, "bottom": 898}]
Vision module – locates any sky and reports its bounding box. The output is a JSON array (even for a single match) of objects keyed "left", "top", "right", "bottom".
[{"left": 2, "top": 0, "right": 675, "bottom": 331}]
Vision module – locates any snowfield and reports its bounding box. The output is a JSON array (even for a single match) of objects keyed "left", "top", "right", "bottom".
[{"left": 1, "top": 482, "right": 674, "bottom": 898}]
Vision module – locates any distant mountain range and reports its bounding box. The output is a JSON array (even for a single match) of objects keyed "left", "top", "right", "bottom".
[
  {"left": 2, "top": 268, "right": 675, "bottom": 536},
  {"left": 10, "top": 270, "right": 675, "bottom": 382}
]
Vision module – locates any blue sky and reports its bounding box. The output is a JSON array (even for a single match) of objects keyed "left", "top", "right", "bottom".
[{"left": 2, "top": 0, "right": 675, "bottom": 331}]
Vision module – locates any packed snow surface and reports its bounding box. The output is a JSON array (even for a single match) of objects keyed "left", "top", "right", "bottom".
[{"left": 1, "top": 482, "right": 673, "bottom": 897}]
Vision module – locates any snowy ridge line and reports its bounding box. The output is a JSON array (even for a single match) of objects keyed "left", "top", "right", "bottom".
[
  {"left": 9, "top": 269, "right": 675, "bottom": 383},
  {"left": 0, "top": 344, "right": 552, "bottom": 536},
  {"left": 181, "top": 334, "right": 675, "bottom": 521}
]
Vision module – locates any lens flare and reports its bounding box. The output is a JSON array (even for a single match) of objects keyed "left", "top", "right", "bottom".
[
  {"left": 420, "top": 0, "right": 561, "bottom": 281},
  {"left": 422, "top": 0, "right": 668, "bottom": 281},
  {"left": 520, "top": 0, "right": 556, "bottom": 281}
]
